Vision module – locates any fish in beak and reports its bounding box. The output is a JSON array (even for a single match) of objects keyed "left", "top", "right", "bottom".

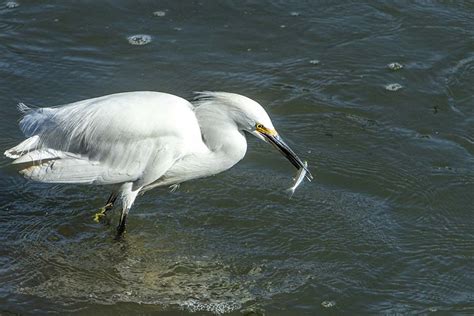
[{"left": 255, "top": 124, "right": 313, "bottom": 182}]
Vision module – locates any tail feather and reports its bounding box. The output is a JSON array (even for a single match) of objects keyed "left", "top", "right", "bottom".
[
  {"left": 10, "top": 147, "right": 78, "bottom": 164},
  {"left": 17, "top": 102, "right": 32, "bottom": 114},
  {"left": 19, "top": 158, "right": 104, "bottom": 184},
  {"left": 4, "top": 135, "right": 40, "bottom": 159},
  {"left": 11, "top": 149, "right": 132, "bottom": 185}
]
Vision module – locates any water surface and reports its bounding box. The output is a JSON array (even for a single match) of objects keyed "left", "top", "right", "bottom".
[{"left": 0, "top": 1, "right": 473, "bottom": 314}]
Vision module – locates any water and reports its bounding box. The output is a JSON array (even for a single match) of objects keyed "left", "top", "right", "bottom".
[{"left": 0, "top": 1, "right": 473, "bottom": 314}]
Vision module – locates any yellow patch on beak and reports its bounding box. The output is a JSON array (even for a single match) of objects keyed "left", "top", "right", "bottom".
[{"left": 256, "top": 124, "right": 278, "bottom": 136}]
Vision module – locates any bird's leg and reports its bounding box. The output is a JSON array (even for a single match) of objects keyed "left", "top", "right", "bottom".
[
  {"left": 93, "top": 192, "right": 118, "bottom": 223},
  {"left": 104, "top": 192, "right": 118, "bottom": 212},
  {"left": 115, "top": 183, "right": 140, "bottom": 239},
  {"left": 116, "top": 207, "right": 129, "bottom": 239}
]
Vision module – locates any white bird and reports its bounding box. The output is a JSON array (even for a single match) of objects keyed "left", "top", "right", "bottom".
[{"left": 5, "top": 91, "right": 312, "bottom": 237}]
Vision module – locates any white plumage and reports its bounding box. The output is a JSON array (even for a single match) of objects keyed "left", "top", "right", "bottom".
[{"left": 5, "top": 91, "right": 311, "bottom": 236}]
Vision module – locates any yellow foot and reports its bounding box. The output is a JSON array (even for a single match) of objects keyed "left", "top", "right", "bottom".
[
  {"left": 93, "top": 207, "right": 107, "bottom": 223},
  {"left": 93, "top": 203, "right": 114, "bottom": 223}
]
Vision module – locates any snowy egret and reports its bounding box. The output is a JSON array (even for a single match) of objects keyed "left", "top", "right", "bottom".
[{"left": 5, "top": 91, "right": 312, "bottom": 237}]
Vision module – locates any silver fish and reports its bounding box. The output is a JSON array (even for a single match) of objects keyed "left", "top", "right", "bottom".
[{"left": 287, "top": 161, "right": 310, "bottom": 198}]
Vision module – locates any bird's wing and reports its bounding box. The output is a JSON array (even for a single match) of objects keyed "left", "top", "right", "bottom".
[
  {"left": 9, "top": 91, "right": 203, "bottom": 185},
  {"left": 4, "top": 135, "right": 40, "bottom": 158},
  {"left": 14, "top": 151, "right": 133, "bottom": 184}
]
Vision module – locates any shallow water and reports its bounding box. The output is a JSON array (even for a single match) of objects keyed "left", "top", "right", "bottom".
[{"left": 0, "top": 1, "right": 473, "bottom": 314}]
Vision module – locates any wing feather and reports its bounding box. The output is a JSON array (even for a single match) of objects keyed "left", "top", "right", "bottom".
[
  {"left": 4, "top": 135, "right": 40, "bottom": 158},
  {"left": 16, "top": 154, "right": 133, "bottom": 184},
  {"left": 7, "top": 91, "right": 204, "bottom": 186}
]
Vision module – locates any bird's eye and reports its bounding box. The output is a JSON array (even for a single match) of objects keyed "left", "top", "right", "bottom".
[{"left": 256, "top": 123, "right": 263, "bottom": 129}]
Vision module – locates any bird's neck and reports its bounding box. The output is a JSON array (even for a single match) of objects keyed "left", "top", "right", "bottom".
[
  {"left": 195, "top": 106, "right": 247, "bottom": 173},
  {"left": 148, "top": 102, "right": 248, "bottom": 188}
]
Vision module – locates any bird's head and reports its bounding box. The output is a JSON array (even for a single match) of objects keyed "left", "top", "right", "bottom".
[{"left": 194, "top": 92, "right": 312, "bottom": 180}]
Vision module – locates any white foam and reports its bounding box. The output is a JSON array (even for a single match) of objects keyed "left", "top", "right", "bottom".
[
  {"left": 153, "top": 10, "right": 166, "bottom": 17},
  {"left": 127, "top": 34, "right": 152, "bottom": 46},
  {"left": 321, "top": 300, "right": 336, "bottom": 308},
  {"left": 6, "top": 1, "right": 19, "bottom": 8},
  {"left": 387, "top": 62, "right": 404, "bottom": 71},
  {"left": 385, "top": 83, "right": 403, "bottom": 91},
  {"left": 180, "top": 299, "right": 241, "bottom": 315}
]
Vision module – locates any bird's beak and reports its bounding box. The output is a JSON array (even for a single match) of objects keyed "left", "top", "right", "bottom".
[{"left": 257, "top": 128, "right": 313, "bottom": 181}]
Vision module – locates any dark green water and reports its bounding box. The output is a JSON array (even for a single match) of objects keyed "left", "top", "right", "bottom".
[{"left": 1, "top": 1, "right": 473, "bottom": 315}]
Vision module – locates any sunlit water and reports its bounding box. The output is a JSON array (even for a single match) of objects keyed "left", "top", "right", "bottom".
[{"left": 1, "top": 1, "right": 473, "bottom": 315}]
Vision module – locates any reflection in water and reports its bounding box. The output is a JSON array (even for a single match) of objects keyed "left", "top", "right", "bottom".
[
  {"left": 15, "top": 234, "right": 315, "bottom": 314},
  {"left": 3, "top": 176, "right": 395, "bottom": 314}
]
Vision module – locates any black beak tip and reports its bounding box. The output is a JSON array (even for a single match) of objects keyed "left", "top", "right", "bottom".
[{"left": 263, "top": 132, "right": 314, "bottom": 182}]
